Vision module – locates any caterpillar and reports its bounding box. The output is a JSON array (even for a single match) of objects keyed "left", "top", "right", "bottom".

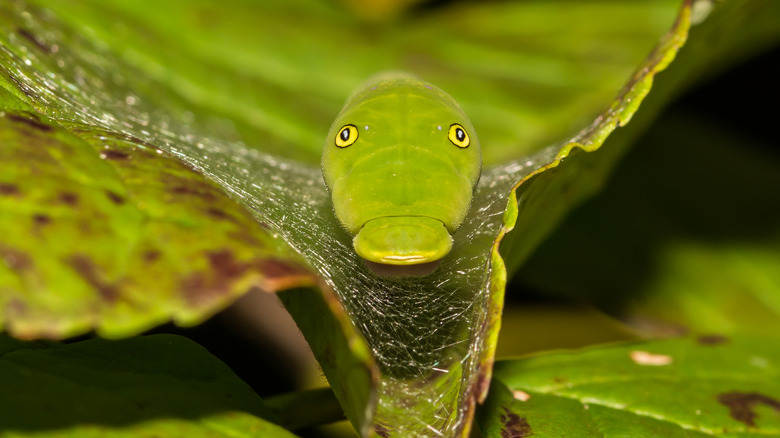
[{"left": 322, "top": 73, "right": 481, "bottom": 275}]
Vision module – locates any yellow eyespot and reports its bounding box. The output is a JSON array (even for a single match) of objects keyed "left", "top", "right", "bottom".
[
  {"left": 448, "top": 123, "right": 470, "bottom": 148},
  {"left": 335, "top": 124, "right": 358, "bottom": 148}
]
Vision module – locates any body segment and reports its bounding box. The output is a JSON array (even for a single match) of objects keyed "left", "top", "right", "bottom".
[{"left": 322, "top": 73, "right": 481, "bottom": 270}]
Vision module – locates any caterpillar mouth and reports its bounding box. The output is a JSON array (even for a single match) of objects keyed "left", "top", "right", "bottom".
[{"left": 352, "top": 216, "right": 453, "bottom": 267}]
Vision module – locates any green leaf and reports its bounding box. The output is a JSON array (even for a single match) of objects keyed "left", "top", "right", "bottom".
[
  {"left": 499, "top": 0, "right": 780, "bottom": 279},
  {"left": 477, "top": 336, "right": 780, "bottom": 437},
  {"left": 0, "top": 111, "right": 316, "bottom": 339},
  {"left": 22, "top": 0, "right": 681, "bottom": 164},
  {"left": 0, "top": 333, "right": 296, "bottom": 437}
]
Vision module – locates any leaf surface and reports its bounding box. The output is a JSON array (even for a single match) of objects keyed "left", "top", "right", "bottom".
[
  {"left": 0, "top": 111, "right": 316, "bottom": 339},
  {"left": 478, "top": 336, "right": 780, "bottom": 437},
  {"left": 0, "top": 334, "right": 296, "bottom": 437}
]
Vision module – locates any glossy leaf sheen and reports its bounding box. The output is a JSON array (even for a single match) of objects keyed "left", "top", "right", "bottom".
[{"left": 479, "top": 336, "right": 780, "bottom": 437}]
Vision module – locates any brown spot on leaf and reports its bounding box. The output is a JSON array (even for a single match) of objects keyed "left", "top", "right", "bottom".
[
  {"left": 7, "top": 113, "right": 53, "bottom": 132},
  {"left": 258, "top": 259, "right": 305, "bottom": 277},
  {"left": 717, "top": 391, "right": 780, "bottom": 427},
  {"left": 0, "top": 247, "right": 32, "bottom": 271},
  {"left": 257, "top": 259, "right": 316, "bottom": 290},
  {"left": 698, "top": 334, "right": 729, "bottom": 345},
  {"left": 205, "top": 207, "right": 237, "bottom": 222},
  {"left": 227, "top": 230, "right": 263, "bottom": 247},
  {"left": 170, "top": 185, "right": 198, "bottom": 195},
  {"left": 0, "top": 183, "right": 20, "bottom": 196},
  {"left": 7, "top": 299, "right": 28, "bottom": 317},
  {"left": 500, "top": 407, "right": 533, "bottom": 437},
  {"left": 32, "top": 214, "right": 51, "bottom": 225},
  {"left": 374, "top": 424, "right": 390, "bottom": 438},
  {"left": 100, "top": 150, "right": 132, "bottom": 161},
  {"left": 209, "top": 250, "right": 248, "bottom": 278},
  {"left": 59, "top": 192, "right": 79, "bottom": 206},
  {"left": 17, "top": 28, "right": 52, "bottom": 53},
  {"left": 143, "top": 250, "right": 161, "bottom": 264},
  {"left": 182, "top": 250, "right": 249, "bottom": 306},
  {"left": 181, "top": 272, "right": 208, "bottom": 305},
  {"left": 169, "top": 183, "right": 218, "bottom": 201},
  {"left": 67, "top": 255, "right": 119, "bottom": 302},
  {"left": 182, "top": 253, "right": 315, "bottom": 306},
  {"left": 105, "top": 190, "right": 126, "bottom": 205}
]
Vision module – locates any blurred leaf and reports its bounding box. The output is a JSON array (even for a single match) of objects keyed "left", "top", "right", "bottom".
[
  {"left": 515, "top": 106, "right": 780, "bottom": 337},
  {"left": 0, "top": 333, "right": 296, "bottom": 437},
  {"left": 478, "top": 336, "right": 780, "bottom": 437},
  {"left": 496, "top": 304, "right": 639, "bottom": 359}
]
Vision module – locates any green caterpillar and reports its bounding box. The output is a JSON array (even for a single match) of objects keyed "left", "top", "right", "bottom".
[{"left": 322, "top": 73, "right": 481, "bottom": 274}]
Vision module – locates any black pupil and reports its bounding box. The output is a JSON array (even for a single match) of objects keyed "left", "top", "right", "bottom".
[
  {"left": 456, "top": 128, "right": 465, "bottom": 141},
  {"left": 340, "top": 128, "right": 350, "bottom": 141}
]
